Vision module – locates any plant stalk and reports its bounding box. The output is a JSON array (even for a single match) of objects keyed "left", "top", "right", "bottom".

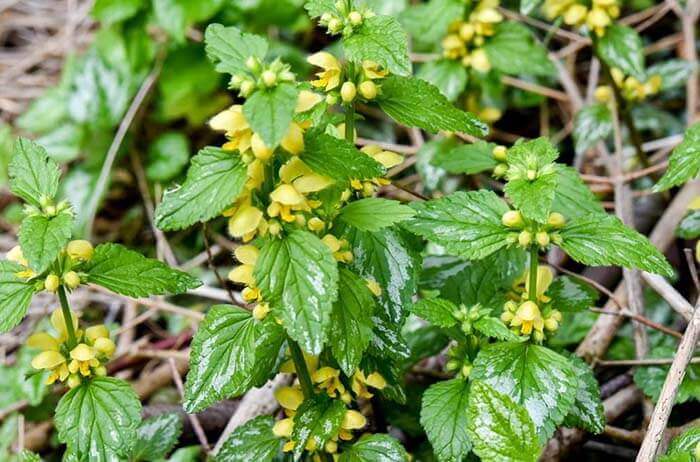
[
  {"left": 57, "top": 285, "right": 78, "bottom": 348},
  {"left": 528, "top": 246, "right": 539, "bottom": 302},
  {"left": 345, "top": 103, "right": 355, "bottom": 143},
  {"left": 288, "top": 338, "right": 315, "bottom": 399}
]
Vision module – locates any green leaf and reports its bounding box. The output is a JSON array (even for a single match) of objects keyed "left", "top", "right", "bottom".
[
  {"left": 168, "top": 446, "right": 201, "bottom": 462},
  {"left": 9, "top": 138, "right": 61, "bottom": 208},
  {"left": 84, "top": 243, "right": 201, "bottom": 297},
  {"left": 595, "top": 25, "right": 645, "bottom": 81},
  {"left": 55, "top": 377, "right": 141, "bottom": 462},
  {"left": 16, "top": 87, "right": 69, "bottom": 135},
  {"left": 342, "top": 226, "right": 419, "bottom": 324},
  {"left": 0, "top": 261, "right": 35, "bottom": 334},
  {"left": 484, "top": 22, "right": 555, "bottom": 76},
  {"left": 431, "top": 140, "right": 498, "bottom": 175},
  {"left": 662, "top": 427, "right": 700, "bottom": 462},
  {"left": 339, "top": 198, "right": 415, "bottom": 232},
  {"left": 304, "top": 0, "right": 338, "bottom": 18},
  {"left": 466, "top": 381, "right": 540, "bottom": 462},
  {"left": 420, "top": 378, "right": 471, "bottom": 462},
  {"left": 300, "top": 131, "right": 385, "bottom": 181},
  {"left": 563, "top": 355, "right": 605, "bottom": 433},
  {"left": 18, "top": 212, "right": 73, "bottom": 274},
  {"left": 416, "top": 60, "right": 468, "bottom": 102},
  {"left": 329, "top": 268, "right": 375, "bottom": 375},
  {"left": 339, "top": 434, "right": 409, "bottom": 462},
  {"left": 343, "top": 15, "right": 411, "bottom": 76},
  {"left": 471, "top": 342, "right": 577, "bottom": 440},
  {"left": 403, "top": 191, "right": 510, "bottom": 260},
  {"left": 473, "top": 317, "right": 520, "bottom": 341},
  {"left": 378, "top": 75, "right": 488, "bottom": 136},
  {"left": 410, "top": 298, "right": 458, "bottom": 328},
  {"left": 547, "top": 276, "right": 598, "bottom": 312},
  {"left": 400, "top": 0, "right": 464, "bottom": 49},
  {"left": 677, "top": 210, "right": 700, "bottom": 239},
  {"left": 92, "top": 0, "right": 144, "bottom": 24},
  {"left": 558, "top": 214, "right": 674, "bottom": 277},
  {"left": 292, "top": 396, "right": 346, "bottom": 459},
  {"left": 155, "top": 146, "right": 247, "bottom": 231},
  {"left": 216, "top": 415, "right": 281, "bottom": 462},
  {"left": 552, "top": 165, "right": 605, "bottom": 219},
  {"left": 634, "top": 344, "right": 700, "bottom": 404},
  {"left": 133, "top": 412, "right": 182, "bottom": 461},
  {"left": 243, "top": 83, "right": 299, "bottom": 149},
  {"left": 654, "top": 122, "right": 700, "bottom": 192},
  {"left": 573, "top": 103, "right": 613, "bottom": 155},
  {"left": 146, "top": 132, "right": 190, "bottom": 182},
  {"left": 648, "top": 59, "right": 697, "bottom": 91},
  {"left": 255, "top": 230, "right": 339, "bottom": 354},
  {"left": 204, "top": 24, "right": 268, "bottom": 76},
  {"left": 184, "top": 306, "right": 257, "bottom": 413}
]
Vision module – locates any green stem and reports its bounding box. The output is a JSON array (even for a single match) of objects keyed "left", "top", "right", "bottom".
[
  {"left": 344, "top": 103, "right": 355, "bottom": 144},
  {"left": 57, "top": 285, "right": 77, "bottom": 349},
  {"left": 528, "top": 246, "right": 539, "bottom": 302},
  {"left": 288, "top": 338, "right": 315, "bottom": 399}
]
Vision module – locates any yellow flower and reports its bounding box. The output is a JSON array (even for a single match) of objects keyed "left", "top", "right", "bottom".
[
  {"left": 524, "top": 265, "right": 554, "bottom": 303},
  {"left": 470, "top": 48, "right": 491, "bottom": 73},
  {"left": 66, "top": 240, "right": 94, "bottom": 262},
  {"left": 273, "top": 417, "right": 294, "bottom": 438},
  {"left": 210, "top": 105, "right": 253, "bottom": 153},
  {"left": 563, "top": 4, "right": 587, "bottom": 25},
  {"left": 361, "top": 145, "right": 403, "bottom": 169},
  {"left": 275, "top": 386, "right": 304, "bottom": 414},
  {"left": 6, "top": 245, "right": 35, "bottom": 279},
  {"left": 50, "top": 308, "right": 79, "bottom": 343},
  {"left": 251, "top": 133, "right": 273, "bottom": 160},
  {"left": 342, "top": 410, "right": 367, "bottom": 431},
  {"left": 361, "top": 60, "right": 388, "bottom": 80},
  {"left": 229, "top": 245, "right": 259, "bottom": 287},
  {"left": 308, "top": 52, "right": 342, "bottom": 91},
  {"left": 510, "top": 301, "right": 544, "bottom": 335},
  {"left": 281, "top": 123, "right": 305, "bottom": 155},
  {"left": 351, "top": 370, "right": 386, "bottom": 399},
  {"left": 31, "top": 350, "right": 69, "bottom": 385},
  {"left": 313, "top": 367, "right": 345, "bottom": 397},
  {"left": 228, "top": 202, "right": 264, "bottom": 240},
  {"left": 69, "top": 343, "right": 99, "bottom": 377},
  {"left": 295, "top": 90, "right": 323, "bottom": 113}
]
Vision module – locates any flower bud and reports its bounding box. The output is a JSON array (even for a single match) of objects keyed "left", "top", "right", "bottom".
[
  {"left": 518, "top": 230, "right": 532, "bottom": 247},
  {"left": 328, "top": 18, "right": 343, "bottom": 33},
  {"left": 501, "top": 210, "right": 523, "bottom": 228},
  {"left": 533, "top": 330, "right": 545, "bottom": 342},
  {"left": 341, "top": 81, "right": 357, "bottom": 103},
  {"left": 501, "top": 311, "right": 514, "bottom": 323},
  {"left": 44, "top": 274, "right": 60, "bottom": 293},
  {"left": 307, "top": 217, "right": 325, "bottom": 232},
  {"left": 94, "top": 366, "right": 107, "bottom": 377},
  {"left": 63, "top": 271, "right": 81, "bottom": 289},
  {"left": 544, "top": 318, "right": 559, "bottom": 331},
  {"left": 358, "top": 80, "right": 377, "bottom": 99},
  {"left": 66, "top": 240, "right": 94, "bottom": 262},
  {"left": 230, "top": 74, "right": 244, "bottom": 88},
  {"left": 67, "top": 374, "right": 82, "bottom": 389},
  {"left": 325, "top": 93, "right": 339, "bottom": 105},
  {"left": 348, "top": 11, "right": 362, "bottom": 26},
  {"left": 240, "top": 80, "right": 256, "bottom": 97},
  {"left": 493, "top": 163, "right": 508, "bottom": 177},
  {"left": 594, "top": 85, "right": 613, "bottom": 103},
  {"left": 445, "top": 359, "right": 460, "bottom": 371},
  {"left": 536, "top": 231, "right": 550, "bottom": 247},
  {"left": 526, "top": 169, "right": 537, "bottom": 181},
  {"left": 461, "top": 364, "right": 473, "bottom": 377},
  {"left": 245, "top": 56, "right": 261, "bottom": 73},
  {"left": 253, "top": 303, "right": 270, "bottom": 320},
  {"left": 261, "top": 70, "right": 277, "bottom": 87},
  {"left": 492, "top": 145, "right": 507, "bottom": 162},
  {"left": 547, "top": 212, "right": 566, "bottom": 228},
  {"left": 320, "top": 12, "right": 332, "bottom": 23}
]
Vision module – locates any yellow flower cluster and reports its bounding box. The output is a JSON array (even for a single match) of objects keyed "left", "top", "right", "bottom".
[
  {"left": 28, "top": 309, "right": 115, "bottom": 388},
  {"left": 350, "top": 145, "right": 404, "bottom": 197},
  {"left": 501, "top": 266, "right": 563, "bottom": 341},
  {"left": 595, "top": 68, "right": 662, "bottom": 103},
  {"left": 272, "top": 366, "right": 386, "bottom": 455},
  {"left": 502, "top": 210, "right": 565, "bottom": 250},
  {"left": 7, "top": 239, "right": 92, "bottom": 291},
  {"left": 309, "top": 53, "right": 388, "bottom": 104},
  {"left": 544, "top": 0, "right": 619, "bottom": 36},
  {"left": 441, "top": 0, "right": 503, "bottom": 73},
  {"left": 318, "top": 2, "right": 375, "bottom": 35},
  {"left": 230, "top": 56, "right": 296, "bottom": 98}
]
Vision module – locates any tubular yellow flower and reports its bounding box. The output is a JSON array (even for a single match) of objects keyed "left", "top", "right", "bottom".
[
  {"left": 308, "top": 52, "right": 342, "bottom": 90},
  {"left": 85, "top": 324, "right": 109, "bottom": 343},
  {"left": 563, "top": 4, "right": 587, "bottom": 25},
  {"left": 281, "top": 123, "right": 305, "bottom": 155},
  {"left": 358, "top": 80, "right": 378, "bottom": 100},
  {"left": 295, "top": 90, "right": 323, "bottom": 113},
  {"left": 210, "top": 105, "right": 253, "bottom": 153},
  {"left": 27, "top": 332, "right": 60, "bottom": 351},
  {"left": 31, "top": 350, "right": 65, "bottom": 370},
  {"left": 361, "top": 60, "right": 388, "bottom": 80},
  {"left": 273, "top": 418, "right": 294, "bottom": 438},
  {"left": 251, "top": 134, "right": 273, "bottom": 160},
  {"left": 228, "top": 203, "right": 264, "bottom": 238},
  {"left": 342, "top": 410, "right": 367, "bottom": 430},
  {"left": 470, "top": 49, "right": 491, "bottom": 73},
  {"left": 63, "top": 271, "right": 81, "bottom": 289},
  {"left": 351, "top": 370, "right": 386, "bottom": 398},
  {"left": 293, "top": 174, "right": 333, "bottom": 194},
  {"left": 313, "top": 367, "right": 345, "bottom": 397},
  {"left": 228, "top": 264, "right": 255, "bottom": 286},
  {"left": 69, "top": 343, "right": 99, "bottom": 376},
  {"left": 44, "top": 274, "right": 60, "bottom": 293},
  {"left": 66, "top": 240, "right": 94, "bottom": 262},
  {"left": 275, "top": 386, "right": 304, "bottom": 412},
  {"left": 6, "top": 245, "right": 29, "bottom": 266},
  {"left": 51, "top": 308, "right": 79, "bottom": 342},
  {"left": 341, "top": 81, "right": 357, "bottom": 103},
  {"left": 252, "top": 303, "right": 270, "bottom": 320},
  {"left": 501, "top": 210, "right": 524, "bottom": 228},
  {"left": 94, "top": 337, "right": 116, "bottom": 357}
]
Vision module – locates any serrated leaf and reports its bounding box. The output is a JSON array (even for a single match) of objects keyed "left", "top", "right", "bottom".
[
  {"left": 420, "top": 378, "right": 471, "bottom": 462},
  {"left": 467, "top": 381, "right": 540, "bottom": 462},
  {"left": 547, "top": 276, "right": 598, "bottom": 312},
  {"left": 216, "top": 415, "right": 281, "bottom": 462},
  {"left": 133, "top": 412, "right": 182, "bottom": 461},
  {"left": 84, "top": 243, "right": 201, "bottom": 297},
  {"left": 378, "top": 75, "right": 488, "bottom": 136},
  {"left": 342, "top": 226, "right": 418, "bottom": 324},
  {"left": 255, "top": 230, "right": 339, "bottom": 354},
  {"left": 9, "top": 138, "right": 61, "bottom": 208},
  {"left": 677, "top": 210, "right": 700, "bottom": 239},
  {"left": 573, "top": 103, "right": 613, "bottom": 155},
  {"left": 559, "top": 214, "right": 674, "bottom": 277},
  {"left": 343, "top": 15, "right": 411, "bottom": 76},
  {"left": 204, "top": 24, "right": 268, "bottom": 76},
  {"left": 403, "top": 190, "right": 510, "bottom": 260},
  {"left": 484, "top": 22, "right": 554, "bottom": 77},
  {"left": 339, "top": 434, "right": 408, "bottom": 462},
  {"left": 416, "top": 60, "right": 468, "bottom": 102},
  {"left": 654, "top": 122, "right": 700, "bottom": 192},
  {"left": 471, "top": 342, "right": 577, "bottom": 441},
  {"left": 504, "top": 174, "right": 557, "bottom": 223},
  {"left": 399, "top": 0, "right": 464, "bottom": 48},
  {"left": 155, "top": 146, "right": 247, "bottom": 231},
  {"left": 339, "top": 198, "right": 415, "bottom": 232},
  {"left": 563, "top": 355, "right": 605, "bottom": 433},
  {"left": 664, "top": 427, "right": 700, "bottom": 461},
  {"left": 292, "top": 396, "right": 346, "bottom": 459},
  {"left": 473, "top": 317, "right": 520, "bottom": 341},
  {"left": 146, "top": 132, "right": 190, "bottom": 182},
  {"left": 304, "top": 0, "right": 337, "bottom": 18},
  {"left": 648, "top": 59, "right": 697, "bottom": 91},
  {"left": 595, "top": 25, "right": 645, "bottom": 80},
  {"left": 552, "top": 165, "right": 605, "bottom": 218},
  {"left": 0, "top": 261, "right": 35, "bottom": 334},
  {"left": 243, "top": 83, "right": 299, "bottom": 149},
  {"left": 55, "top": 377, "right": 141, "bottom": 462},
  {"left": 411, "top": 298, "right": 458, "bottom": 328},
  {"left": 329, "top": 268, "right": 375, "bottom": 375},
  {"left": 184, "top": 306, "right": 257, "bottom": 413},
  {"left": 300, "top": 131, "right": 385, "bottom": 181},
  {"left": 431, "top": 140, "right": 498, "bottom": 174},
  {"left": 18, "top": 212, "right": 73, "bottom": 274}
]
